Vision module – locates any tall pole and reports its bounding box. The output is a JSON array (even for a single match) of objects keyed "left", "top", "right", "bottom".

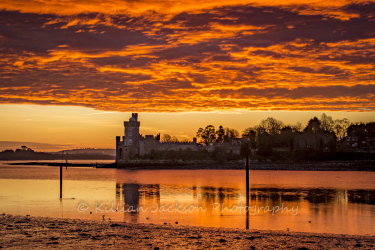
[
  {"left": 60, "top": 165, "right": 63, "bottom": 199},
  {"left": 246, "top": 142, "right": 249, "bottom": 202},
  {"left": 246, "top": 142, "right": 250, "bottom": 229}
]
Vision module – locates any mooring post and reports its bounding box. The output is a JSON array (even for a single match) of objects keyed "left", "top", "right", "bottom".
[
  {"left": 246, "top": 142, "right": 249, "bottom": 202},
  {"left": 246, "top": 142, "right": 250, "bottom": 229},
  {"left": 60, "top": 165, "right": 62, "bottom": 199}
]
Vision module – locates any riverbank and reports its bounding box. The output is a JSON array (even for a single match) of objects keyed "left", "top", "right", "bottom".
[
  {"left": 0, "top": 214, "right": 373, "bottom": 249},
  {"left": 8, "top": 162, "right": 106, "bottom": 167},
  {"left": 7, "top": 160, "right": 375, "bottom": 171},
  {"left": 113, "top": 160, "right": 375, "bottom": 171}
]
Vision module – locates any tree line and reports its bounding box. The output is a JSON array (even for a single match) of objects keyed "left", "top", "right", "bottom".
[{"left": 194, "top": 113, "right": 375, "bottom": 153}]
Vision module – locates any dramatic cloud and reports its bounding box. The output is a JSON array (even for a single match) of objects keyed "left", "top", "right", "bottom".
[{"left": 0, "top": 0, "right": 374, "bottom": 112}]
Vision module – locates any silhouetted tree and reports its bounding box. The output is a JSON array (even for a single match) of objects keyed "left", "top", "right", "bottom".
[
  {"left": 280, "top": 126, "right": 295, "bottom": 151},
  {"left": 290, "top": 122, "right": 302, "bottom": 132},
  {"left": 216, "top": 125, "right": 225, "bottom": 143},
  {"left": 161, "top": 134, "right": 179, "bottom": 142},
  {"left": 333, "top": 118, "right": 351, "bottom": 141},
  {"left": 257, "top": 132, "right": 272, "bottom": 156},
  {"left": 347, "top": 122, "right": 375, "bottom": 148},
  {"left": 162, "top": 134, "right": 172, "bottom": 142},
  {"left": 259, "top": 117, "right": 284, "bottom": 135},
  {"left": 223, "top": 127, "right": 239, "bottom": 142},
  {"left": 242, "top": 127, "right": 257, "bottom": 148},
  {"left": 304, "top": 117, "right": 322, "bottom": 134},
  {"left": 347, "top": 123, "right": 366, "bottom": 148},
  {"left": 196, "top": 125, "right": 216, "bottom": 145},
  {"left": 327, "top": 133, "right": 337, "bottom": 153},
  {"left": 320, "top": 113, "right": 334, "bottom": 133}
]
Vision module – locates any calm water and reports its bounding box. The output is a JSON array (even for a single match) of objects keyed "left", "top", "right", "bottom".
[{"left": 0, "top": 160, "right": 374, "bottom": 235}]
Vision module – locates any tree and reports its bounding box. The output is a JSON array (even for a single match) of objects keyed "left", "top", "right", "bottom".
[
  {"left": 320, "top": 113, "right": 334, "bottom": 133},
  {"left": 347, "top": 123, "right": 366, "bottom": 148},
  {"left": 280, "top": 126, "right": 295, "bottom": 151},
  {"left": 333, "top": 118, "right": 351, "bottom": 141},
  {"left": 291, "top": 122, "right": 302, "bottom": 132},
  {"left": 257, "top": 133, "right": 272, "bottom": 156},
  {"left": 259, "top": 117, "right": 284, "bottom": 135},
  {"left": 196, "top": 125, "right": 216, "bottom": 145},
  {"left": 242, "top": 127, "right": 257, "bottom": 149},
  {"left": 347, "top": 122, "right": 375, "bottom": 148},
  {"left": 162, "top": 134, "right": 180, "bottom": 142},
  {"left": 223, "top": 127, "right": 239, "bottom": 142},
  {"left": 172, "top": 136, "right": 179, "bottom": 143},
  {"left": 216, "top": 125, "right": 225, "bottom": 143},
  {"left": 242, "top": 127, "right": 253, "bottom": 138},
  {"left": 162, "top": 134, "right": 172, "bottom": 142},
  {"left": 304, "top": 117, "right": 321, "bottom": 134}
]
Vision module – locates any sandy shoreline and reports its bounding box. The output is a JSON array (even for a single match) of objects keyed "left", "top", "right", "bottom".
[{"left": 1, "top": 214, "right": 373, "bottom": 249}]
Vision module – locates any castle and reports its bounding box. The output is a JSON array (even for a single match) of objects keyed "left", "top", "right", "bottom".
[{"left": 116, "top": 113, "right": 200, "bottom": 162}]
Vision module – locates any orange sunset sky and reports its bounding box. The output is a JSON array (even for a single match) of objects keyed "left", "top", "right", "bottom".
[{"left": 0, "top": 0, "right": 374, "bottom": 151}]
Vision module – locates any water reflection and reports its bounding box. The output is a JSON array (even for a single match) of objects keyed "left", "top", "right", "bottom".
[
  {"left": 347, "top": 190, "right": 375, "bottom": 204},
  {"left": 118, "top": 184, "right": 375, "bottom": 207},
  {"left": 111, "top": 181, "right": 375, "bottom": 234},
  {"left": 0, "top": 164, "right": 374, "bottom": 235},
  {"left": 123, "top": 184, "right": 140, "bottom": 206}
]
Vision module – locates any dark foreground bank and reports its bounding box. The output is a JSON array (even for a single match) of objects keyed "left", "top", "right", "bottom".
[{"left": 0, "top": 214, "right": 374, "bottom": 249}]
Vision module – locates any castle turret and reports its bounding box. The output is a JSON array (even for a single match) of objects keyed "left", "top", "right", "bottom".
[{"left": 123, "top": 113, "right": 140, "bottom": 159}]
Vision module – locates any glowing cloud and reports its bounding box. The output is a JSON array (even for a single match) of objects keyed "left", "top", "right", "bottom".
[{"left": 0, "top": 1, "right": 374, "bottom": 112}]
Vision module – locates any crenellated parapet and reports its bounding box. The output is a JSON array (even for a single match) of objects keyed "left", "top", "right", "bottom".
[{"left": 116, "top": 113, "right": 241, "bottom": 163}]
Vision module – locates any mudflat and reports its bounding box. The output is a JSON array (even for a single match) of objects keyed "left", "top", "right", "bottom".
[{"left": 1, "top": 214, "right": 374, "bottom": 249}]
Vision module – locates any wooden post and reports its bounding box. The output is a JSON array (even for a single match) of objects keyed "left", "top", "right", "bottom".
[
  {"left": 246, "top": 142, "right": 250, "bottom": 229},
  {"left": 246, "top": 142, "right": 249, "bottom": 203},
  {"left": 60, "top": 165, "right": 62, "bottom": 199}
]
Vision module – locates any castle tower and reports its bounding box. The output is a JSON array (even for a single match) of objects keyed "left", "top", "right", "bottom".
[{"left": 123, "top": 113, "right": 140, "bottom": 159}]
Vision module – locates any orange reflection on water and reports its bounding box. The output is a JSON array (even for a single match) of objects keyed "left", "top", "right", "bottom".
[{"left": 0, "top": 165, "right": 374, "bottom": 235}]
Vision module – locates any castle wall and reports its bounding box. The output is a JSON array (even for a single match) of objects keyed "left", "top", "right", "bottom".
[
  {"left": 139, "top": 140, "right": 200, "bottom": 156},
  {"left": 139, "top": 138, "right": 160, "bottom": 156},
  {"left": 158, "top": 142, "right": 200, "bottom": 152},
  {"left": 116, "top": 113, "right": 242, "bottom": 161}
]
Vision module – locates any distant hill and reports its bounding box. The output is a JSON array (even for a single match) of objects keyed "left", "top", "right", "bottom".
[
  {"left": 55, "top": 148, "right": 115, "bottom": 156},
  {"left": 0, "top": 146, "right": 115, "bottom": 160}
]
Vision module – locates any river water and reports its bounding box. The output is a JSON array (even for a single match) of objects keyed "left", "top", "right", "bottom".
[{"left": 0, "top": 160, "right": 374, "bottom": 235}]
